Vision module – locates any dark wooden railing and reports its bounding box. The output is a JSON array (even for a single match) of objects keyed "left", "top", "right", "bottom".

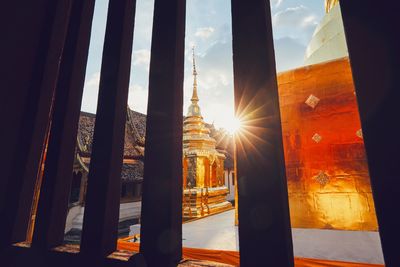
[
  {"left": 0, "top": 0, "right": 73, "bottom": 251},
  {"left": 79, "top": 0, "right": 136, "bottom": 259},
  {"left": 0, "top": 0, "right": 399, "bottom": 267},
  {"left": 231, "top": 0, "right": 294, "bottom": 265},
  {"left": 32, "top": 0, "right": 96, "bottom": 251}
]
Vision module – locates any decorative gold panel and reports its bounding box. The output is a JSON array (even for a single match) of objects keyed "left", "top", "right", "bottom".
[{"left": 278, "top": 58, "right": 378, "bottom": 231}]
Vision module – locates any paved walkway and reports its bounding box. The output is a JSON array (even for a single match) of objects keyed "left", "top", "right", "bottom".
[
  {"left": 181, "top": 210, "right": 384, "bottom": 265},
  {"left": 182, "top": 210, "right": 238, "bottom": 251}
]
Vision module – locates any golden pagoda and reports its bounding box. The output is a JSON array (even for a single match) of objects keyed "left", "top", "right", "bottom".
[{"left": 182, "top": 48, "right": 232, "bottom": 219}]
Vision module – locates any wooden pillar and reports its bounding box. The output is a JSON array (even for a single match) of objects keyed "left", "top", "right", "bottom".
[
  {"left": 0, "top": 0, "right": 72, "bottom": 249},
  {"left": 231, "top": 0, "right": 294, "bottom": 266},
  {"left": 137, "top": 0, "right": 186, "bottom": 265},
  {"left": 340, "top": 1, "right": 400, "bottom": 266},
  {"left": 31, "top": 0, "right": 96, "bottom": 249},
  {"left": 80, "top": 0, "right": 136, "bottom": 257}
]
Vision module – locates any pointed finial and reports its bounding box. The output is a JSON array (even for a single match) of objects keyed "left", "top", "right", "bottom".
[
  {"left": 325, "top": 0, "right": 339, "bottom": 13},
  {"left": 192, "top": 46, "right": 197, "bottom": 76},
  {"left": 191, "top": 46, "right": 199, "bottom": 103}
]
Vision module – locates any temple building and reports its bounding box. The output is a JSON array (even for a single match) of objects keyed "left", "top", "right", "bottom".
[
  {"left": 182, "top": 49, "right": 232, "bottom": 219},
  {"left": 61, "top": 109, "right": 146, "bottom": 237},
  {"left": 71, "top": 109, "right": 146, "bottom": 206},
  {"left": 64, "top": 90, "right": 233, "bottom": 233},
  {"left": 66, "top": 105, "right": 233, "bottom": 232}
]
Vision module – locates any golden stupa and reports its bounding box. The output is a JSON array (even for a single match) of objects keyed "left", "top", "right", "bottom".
[{"left": 182, "top": 48, "right": 232, "bottom": 219}]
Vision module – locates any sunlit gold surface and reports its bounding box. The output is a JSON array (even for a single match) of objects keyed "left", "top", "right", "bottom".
[
  {"left": 278, "top": 58, "right": 378, "bottom": 231},
  {"left": 325, "top": 0, "right": 339, "bottom": 13},
  {"left": 26, "top": 130, "right": 50, "bottom": 243},
  {"left": 182, "top": 48, "right": 231, "bottom": 219},
  {"left": 182, "top": 187, "right": 232, "bottom": 218}
]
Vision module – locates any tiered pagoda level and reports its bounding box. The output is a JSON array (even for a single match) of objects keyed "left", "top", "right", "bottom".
[{"left": 182, "top": 49, "right": 232, "bottom": 219}]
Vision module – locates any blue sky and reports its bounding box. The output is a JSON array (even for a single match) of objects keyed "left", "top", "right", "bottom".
[{"left": 81, "top": 0, "right": 325, "bottom": 130}]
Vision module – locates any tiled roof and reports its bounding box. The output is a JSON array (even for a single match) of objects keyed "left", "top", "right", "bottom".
[
  {"left": 77, "top": 110, "right": 144, "bottom": 158},
  {"left": 77, "top": 112, "right": 95, "bottom": 154},
  {"left": 127, "top": 108, "right": 146, "bottom": 146}
]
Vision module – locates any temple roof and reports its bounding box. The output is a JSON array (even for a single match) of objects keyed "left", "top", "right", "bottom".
[
  {"left": 75, "top": 110, "right": 145, "bottom": 182},
  {"left": 76, "top": 107, "right": 232, "bottom": 179},
  {"left": 77, "top": 110, "right": 146, "bottom": 158},
  {"left": 127, "top": 108, "right": 147, "bottom": 147}
]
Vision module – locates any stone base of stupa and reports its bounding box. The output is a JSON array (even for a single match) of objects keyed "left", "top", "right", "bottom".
[{"left": 182, "top": 186, "right": 232, "bottom": 220}]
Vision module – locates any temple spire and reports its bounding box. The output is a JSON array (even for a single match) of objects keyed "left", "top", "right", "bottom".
[
  {"left": 191, "top": 46, "right": 199, "bottom": 103},
  {"left": 325, "top": 0, "right": 339, "bottom": 13}
]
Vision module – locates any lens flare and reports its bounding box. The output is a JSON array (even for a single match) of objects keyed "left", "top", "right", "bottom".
[{"left": 223, "top": 116, "right": 242, "bottom": 135}]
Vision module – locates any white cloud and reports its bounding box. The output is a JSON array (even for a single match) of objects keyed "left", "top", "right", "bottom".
[
  {"left": 187, "top": 42, "right": 233, "bottom": 95},
  {"left": 85, "top": 72, "right": 100, "bottom": 87},
  {"left": 81, "top": 72, "right": 101, "bottom": 113},
  {"left": 132, "top": 0, "right": 154, "bottom": 49},
  {"left": 128, "top": 84, "right": 148, "bottom": 114},
  {"left": 273, "top": 5, "right": 309, "bottom": 27},
  {"left": 80, "top": 72, "right": 150, "bottom": 115},
  {"left": 272, "top": 5, "right": 320, "bottom": 45},
  {"left": 132, "top": 49, "right": 150, "bottom": 68},
  {"left": 183, "top": 41, "right": 234, "bottom": 128},
  {"left": 273, "top": 37, "right": 307, "bottom": 72},
  {"left": 195, "top": 27, "right": 215, "bottom": 40},
  {"left": 273, "top": 5, "right": 319, "bottom": 29},
  {"left": 199, "top": 70, "right": 229, "bottom": 91},
  {"left": 302, "top": 15, "right": 318, "bottom": 27},
  {"left": 271, "top": 0, "right": 283, "bottom": 8},
  {"left": 202, "top": 102, "right": 234, "bottom": 130}
]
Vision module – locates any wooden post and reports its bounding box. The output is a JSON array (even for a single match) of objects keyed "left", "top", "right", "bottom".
[
  {"left": 231, "top": 0, "right": 294, "bottom": 266},
  {"left": 80, "top": 0, "right": 136, "bottom": 257},
  {"left": 340, "top": 1, "right": 400, "bottom": 266},
  {"left": 137, "top": 0, "right": 186, "bottom": 265},
  {"left": 31, "top": 0, "right": 96, "bottom": 249},
  {"left": 0, "top": 0, "right": 72, "bottom": 249}
]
